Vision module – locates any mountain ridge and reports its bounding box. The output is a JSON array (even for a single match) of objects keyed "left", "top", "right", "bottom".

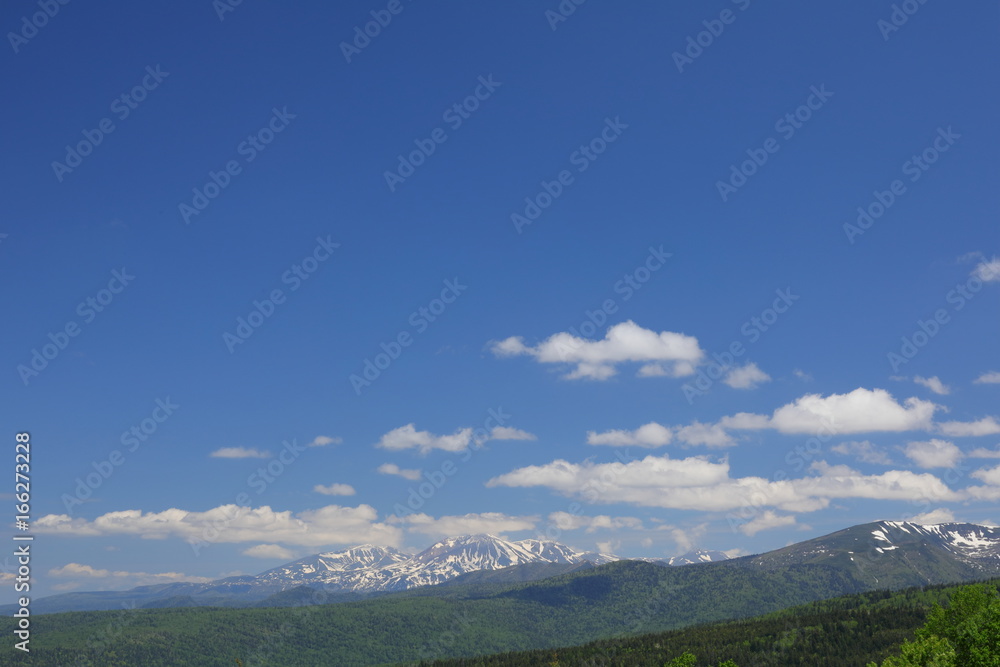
[{"left": 15, "top": 520, "right": 1000, "bottom": 615}]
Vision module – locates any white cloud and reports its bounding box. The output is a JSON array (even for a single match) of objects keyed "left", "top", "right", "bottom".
[
  {"left": 308, "top": 436, "right": 342, "bottom": 447},
  {"left": 974, "top": 371, "right": 1000, "bottom": 385},
  {"left": 668, "top": 523, "right": 707, "bottom": 552},
  {"left": 489, "top": 426, "right": 537, "bottom": 441},
  {"left": 392, "top": 512, "right": 536, "bottom": 538},
  {"left": 375, "top": 424, "right": 473, "bottom": 454},
  {"left": 637, "top": 363, "right": 670, "bottom": 377},
  {"left": 969, "top": 447, "right": 1000, "bottom": 459},
  {"left": 587, "top": 422, "right": 672, "bottom": 448},
  {"left": 937, "top": 417, "right": 1000, "bottom": 437},
  {"left": 487, "top": 454, "right": 961, "bottom": 513},
  {"left": 48, "top": 562, "right": 213, "bottom": 586},
  {"left": 909, "top": 508, "right": 956, "bottom": 525},
  {"left": 314, "top": 483, "right": 356, "bottom": 496},
  {"left": 739, "top": 388, "right": 938, "bottom": 434},
  {"left": 914, "top": 376, "right": 950, "bottom": 395},
  {"left": 674, "top": 421, "right": 734, "bottom": 447},
  {"left": 723, "top": 363, "right": 771, "bottom": 389},
  {"left": 490, "top": 320, "right": 704, "bottom": 380},
  {"left": 587, "top": 421, "right": 732, "bottom": 448},
  {"left": 377, "top": 463, "right": 422, "bottom": 481},
  {"left": 738, "top": 511, "right": 798, "bottom": 537},
  {"left": 831, "top": 440, "right": 893, "bottom": 465},
  {"left": 242, "top": 544, "right": 296, "bottom": 559},
  {"left": 210, "top": 447, "right": 270, "bottom": 459},
  {"left": 973, "top": 257, "right": 1000, "bottom": 282},
  {"left": 547, "top": 512, "right": 644, "bottom": 533},
  {"left": 35, "top": 504, "right": 403, "bottom": 548},
  {"left": 972, "top": 464, "right": 1000, "bottom": 487},
  {"left": 719, "top": 412, "right": 771, "bottom": 430},
  {"left": 793, "top": 369, "right": 813, "bottom": 382},
  {"left": 903, "top": 439, "right": 963, "bottom": 469}
]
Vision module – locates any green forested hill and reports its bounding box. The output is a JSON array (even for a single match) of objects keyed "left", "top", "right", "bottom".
[
  {"left": 0, "top": 560, "right": 866, "bottom": 666},
  {"left": 2, "top": 562, "right": 995, "bottom": 666},
  {"left": 417, "top": 579, "right": 1000, "bottom": 667}
]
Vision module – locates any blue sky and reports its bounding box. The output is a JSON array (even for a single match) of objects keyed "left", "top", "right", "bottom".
[{"left": 2, "top": 0, "right": 999, "bottom": 602}]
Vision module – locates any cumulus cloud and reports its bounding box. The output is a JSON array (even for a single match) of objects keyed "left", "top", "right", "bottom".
[
  {"left": 210, "top": 447, "right": 270, "bottom": 459},
  {"left": 487, "top": 454, "right": 961, "bottom": 514},
  {"left": 903, "top": 439, "right": 963, "bottom": 469},
  {"left": 377, "top": 463, "right": 422, "bottom": 481},
  {"left": 308, "top": 436, "right": 342, "bottom": 447},
  {"left": 969, "top": 447, "right": 1000, "bottom": 459},
  {"left": 587, "top": 421, "right": 733, "bottom": 448},
  {"left": 391, "top": 512, "right": 537, "bottom": 538},
  {"left": 547, "top": 512, "right": 644, "bottom": 533},
  {"left": 738, "top": 511, "right": 798, "bottom": 537},
  {"left": 675, "top": 421, "right": 733, "bottom": 447},
  {"left": 35, "top": 504, "right": 403, "bottom": 548},
  {"left": 242, "top": 544, "right": 297, "bottom": 559},
  {"left": 974, "top": 371, "right": 1000, "bottom": 384},
  {"left": 723, "top": 363, "right": 771, "bottom": 389},
  {"left": 313, "top": 483, "right": 356, "bottom": 496},
  {"left": 724, "top": 388, "right": 938, "bottom": 435},
  {"left": 937, "top": 417, "right": 1000, "bottom": 437},
  {"left": 909, "top": 508, "right": 956, "bottom": 525},
  {"left": 719, "top": 412, "right": 771, "bottom": 430},
  {"left": 914, "top": 376, "right": 950, "bottom": 395},
  {"left": 831, "top": 440, "right": 893, "bottom": 465},
  {"left": 973, "top": 257, "right": 1000, "bottom": 282},
  {"left": 48, "top": 562, "right": 213, "bottom": 586},
  {"left": 972, "top": 464, "right": 1000, "bottom": 487},
  {"left": 668, "top": 523, "right": 707, "bottom": 552},
  {"left": 490, "top": 320, "right": 704, "bottom": 380},
  {"left": 587, "top": 422, "right": 672, "bottom": 448},
  {"left": 489, "top": 426, "right": 537, "bottom": 441},
  {"left": 375, "top": 424, "right": 473, "bottom": 454}
]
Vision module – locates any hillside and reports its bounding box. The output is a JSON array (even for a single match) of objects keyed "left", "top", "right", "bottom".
[{"left": 417, "top": 579, "right": 1000, "bottom": 667}]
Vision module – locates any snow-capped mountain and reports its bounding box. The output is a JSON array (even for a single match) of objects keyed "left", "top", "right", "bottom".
[
  {"left": 744, "top": 520, "right": 1000, "bottom": 588},
  {"left": 15, "top": 521, "right": 999, "bottom": 615},
  {"left": 253, "top": 534, "right": 620, "bottom": 593},
  {"left": 667, "top": 550, "right": 732, "bottom": 566}
]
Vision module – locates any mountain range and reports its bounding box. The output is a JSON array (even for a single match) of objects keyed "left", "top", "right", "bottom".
[{"left": 17, "top": 520, "right": 1000, "bottom": 615}]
